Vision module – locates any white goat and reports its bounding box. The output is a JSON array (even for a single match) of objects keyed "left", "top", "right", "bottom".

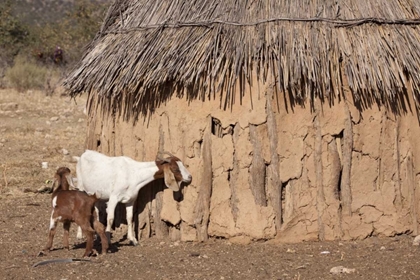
[{"left": 75, "top": 150, "right": 192, "bottom": 245}]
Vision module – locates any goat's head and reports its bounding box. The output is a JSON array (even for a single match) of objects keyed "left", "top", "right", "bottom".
[
  {"left": 155, "top": 152, "right": 192, "bottom": 192},
  {"left": 52, "top": 167, "right": 73, "bottom": 193}
]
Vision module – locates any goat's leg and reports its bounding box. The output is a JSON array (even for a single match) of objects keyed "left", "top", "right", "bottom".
[
  {"left": 76, "top": 226, "right": 84, "bottom": 239},
  {"left": 62, "top": 221, "right": 71, "bottom": 250},
  {"left": 93, "top": 218, "right": 109, "bottom": 254},
  {"left": 81, "top": 228, "right": 95, "bottom": 257},
  {"left": 76, "top": 205, "right": 97, "bottom": 240},
  {"left": 94, "top": 203, "right": 100, "bottom": 221},
  {"left": 76, "top": 204, "right": 99, "bottom": 240},
  {"left": 44, "top": 213, "right": 58, "bottom": 252},
  {"left": 125, "top": 202, "right": 138, "bottom": 245},
  {"left": 79, "top": 218, "right": 96, "bottom": 257},
  {"left": 44, "top": 228, "right": 57, "bottom": 252},
  {"left": 105, "top": 196, "right": 118, "bottom": 245}
]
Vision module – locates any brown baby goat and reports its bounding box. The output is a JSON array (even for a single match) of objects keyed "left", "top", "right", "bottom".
[{"left": 42, "top": 167, "right": 108, "bottom": 257}]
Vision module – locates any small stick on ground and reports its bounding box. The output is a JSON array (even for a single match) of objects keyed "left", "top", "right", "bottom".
[{"left": 32, "top": 258, "right": 93, "bottom": 268}]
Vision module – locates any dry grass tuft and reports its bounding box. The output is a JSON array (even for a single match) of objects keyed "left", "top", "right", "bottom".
[{"left": 4, "top": 55, "right": 64, "bottom": 94}]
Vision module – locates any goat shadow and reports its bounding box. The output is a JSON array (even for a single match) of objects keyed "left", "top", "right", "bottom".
[{"left": 97, "top": 179, "right": 186, "bottom": 251}]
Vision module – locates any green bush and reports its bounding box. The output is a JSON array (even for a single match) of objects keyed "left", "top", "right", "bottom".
[
  {"left": 0, "top": 0, "right": 29, "bottom": 60},
  {"left": 5, "top": 55, "right": 50, "bottom": 92}
]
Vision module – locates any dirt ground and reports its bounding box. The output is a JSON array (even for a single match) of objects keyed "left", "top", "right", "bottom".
[{"left": 1, "top": 89, "right": 420, "bottom": 280}]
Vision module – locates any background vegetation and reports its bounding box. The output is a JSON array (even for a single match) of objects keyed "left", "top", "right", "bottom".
[{"left": 0, "top": 0, "right": 111, "bottom": 92}]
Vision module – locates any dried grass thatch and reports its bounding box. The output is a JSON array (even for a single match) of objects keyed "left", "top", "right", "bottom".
[{"left": 64, "top": 0, "right": 420, "bottom": 120}]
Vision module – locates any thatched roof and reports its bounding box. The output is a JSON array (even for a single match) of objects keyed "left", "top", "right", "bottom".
[{"left": 64, "top": 0, "right": 420, "bottom": 119}]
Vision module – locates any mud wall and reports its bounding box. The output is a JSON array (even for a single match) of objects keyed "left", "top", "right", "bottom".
[{"left": 84, "top": 78, "right": 420, "bottom": 242}]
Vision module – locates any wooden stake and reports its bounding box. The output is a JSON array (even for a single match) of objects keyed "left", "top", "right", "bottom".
[
  {"left": 407, "top": 152, "right": 418, "bottom": 235},
  {"left": 249, "top": 124, "right": 267, "bottom": 206},
  {"left": 340, "top": 102, "right": 353, "bottom": 216},
  {"left": 193, "top": 116, "right": 213, "bottom": 241},
  {"left": 394, "top": 116, "right": 402, "bottom": 211},
  {"left": 266, "top": 88, "right": 282, "bottom": 232},
  {"left": 314, "top": 100, "right": 325, "bottom": 241}
]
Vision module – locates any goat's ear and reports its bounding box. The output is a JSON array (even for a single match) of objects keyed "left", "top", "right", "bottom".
[
  {"left": 51, "top": 178, "right": 60, "bottom": 192},
  {"left": 65, "top": 174, "right": 75, "bottom": 189},
  {"left": 163, "top": 165, "right": 180, "bottom": 192}
]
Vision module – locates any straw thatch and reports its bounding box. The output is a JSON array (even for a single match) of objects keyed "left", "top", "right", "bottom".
[{"left": 64, "top": 0, "right": 420, "bottom": 120}]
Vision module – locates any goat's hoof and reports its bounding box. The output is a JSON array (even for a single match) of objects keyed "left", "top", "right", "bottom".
[
  {"left": 97, "top": 250, "right": 108, "bottom": 257},
  {"left": 130, "top": 241, "right": 139, "bottom": 246},
  {"left": 83, "top": 249, "right": 99, "bottom": 258},
  {"left": 37, "top": 251, "right": 47, "bottom": 257}
]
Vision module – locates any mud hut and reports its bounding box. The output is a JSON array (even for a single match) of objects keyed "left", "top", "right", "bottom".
[{"left": 65, "top": 0, "right": 420, "bottom": 242}]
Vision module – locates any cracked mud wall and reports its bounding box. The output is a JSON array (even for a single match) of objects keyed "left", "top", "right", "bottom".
[{"left": 84, "top": 78, "right": 420, "bottom": 242}]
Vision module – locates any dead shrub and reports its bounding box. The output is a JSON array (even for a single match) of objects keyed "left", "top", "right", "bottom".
[{"left": 4, "top": 54, "right": 55, "bottom": 92}]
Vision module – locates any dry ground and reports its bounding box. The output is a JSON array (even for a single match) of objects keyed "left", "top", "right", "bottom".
[{"left": 1, "top": 89, "right": 420, "bottom": 280}]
